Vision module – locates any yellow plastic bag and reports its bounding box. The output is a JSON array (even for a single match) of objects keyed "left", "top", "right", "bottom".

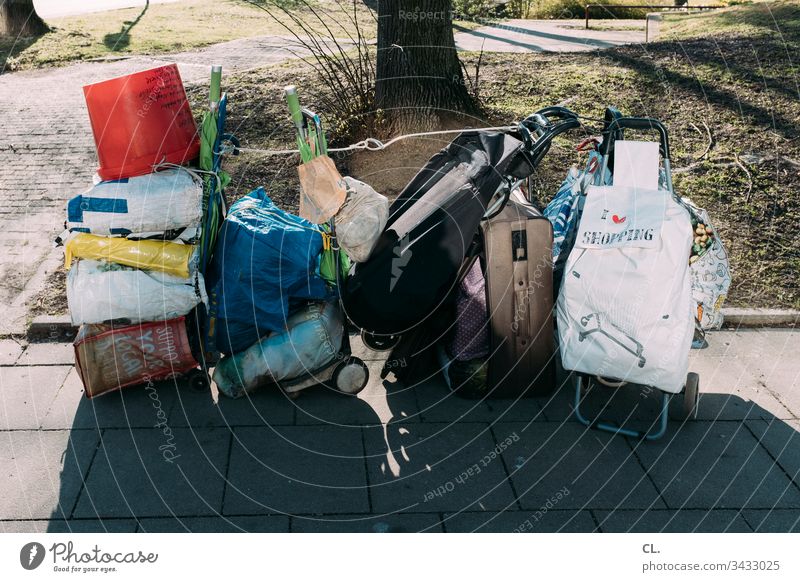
[{"left": 65, "top": 234, "right": 194, "bottom": 278}]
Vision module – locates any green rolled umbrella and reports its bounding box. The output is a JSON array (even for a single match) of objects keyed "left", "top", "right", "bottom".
[
  {"left": 198, "top": 65, "right": 230, "bottom": 270},
  {"left": 199, "top": 65, "right": 221, "bottom": 177}
]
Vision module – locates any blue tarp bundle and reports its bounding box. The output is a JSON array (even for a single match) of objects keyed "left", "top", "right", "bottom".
[{"left": 207, "top": 188, "right": 329, "bottom": 354}]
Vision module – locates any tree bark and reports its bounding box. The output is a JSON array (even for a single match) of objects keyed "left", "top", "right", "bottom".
[
  {"left": 376, "top": 0, "right": 477, "bottom": 128},
  {"left": 1, "top": 0, "right": 49, "bottom": 37}
]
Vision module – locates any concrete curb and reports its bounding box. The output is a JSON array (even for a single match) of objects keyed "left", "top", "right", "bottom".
[
  {"left": 27, "top": 316, "right": 78, "bottom": 343},
  {"left": 24, "top": 308, "right": 798, "bottom": 343},
  {"left": 721, "top": 308, "right": 800, "bottom": 327}
]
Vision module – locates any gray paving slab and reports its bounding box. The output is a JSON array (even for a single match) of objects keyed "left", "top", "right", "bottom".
[
  {"left": 686, "top": 353, "right": 792, "bottom": 420},
  {"left": 0, "top": 519, "right": 138, "bottom": 533},
  {"left": 743, "top": 510, "right": 800, "bottom": 532},
  {"left": 443, "top": 509, "right": 597, "bottom": 532},
  {"left": 291, "top": 512, "right": 443, "bottom": 533},
  {"left": 137, "top": 515, "right": 290, "bottom": 533},
  {"left": 697, "top": 330, "right": 771, "bottom": 358},
  {"left": 0, "top": 340, "right": 24, "bottom": 366},
  {"left": 496, "top": 421, "right": 666, "bottom": 511},
  {"left": 16, "top": 342, "right": 76, "bottom": 366},
  {"left": 294, "top": 362, "right": 419, "bottom": 427},
  {"left": 742, "top": 331, "right": 800, "bottom": 418},
  {"left": 0, "top": 365, "right": 71, "bottom": 429},
  {"left": 695, "top": 330, "right": 799, "bottom": 417},
  {"left": 414, "top": 374, "right": 548, "bottom": 424},
  {"left": 537, "top": 374, "right": 579, "bottom": 422},
  {"left": 73, "top": 427, "right": 231, "bottom": 519},
  {"left": 633, "top": 421, "right": 800, "bottom": 510},
  {"left": 0, "top": 429, "right": 99, "bottom": 520},
  {"left": 595, "top": 509, "right": 751, "bottom": 532},
  {"left": 745, "top": 419, "right": 800, "bottom": 488},
  {"left": 364, "top": 422, "right": 518, "bottom": 513},
  {"left": 169, "top": 383, "right": 295, "bottom": 428},
  {"left": 223, "top": 425, "right": 369, "bottom": 515},
  {"left": 40, "top": 368, "right": 183, "bottom": 430}
]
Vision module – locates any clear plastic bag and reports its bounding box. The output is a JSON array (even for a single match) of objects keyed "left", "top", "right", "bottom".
[
  {"left": 684, "top": 199, "right": 731, "bottom": 330},
  {"left": 334, "top": 177, "right": 389, "bottom": 262}
]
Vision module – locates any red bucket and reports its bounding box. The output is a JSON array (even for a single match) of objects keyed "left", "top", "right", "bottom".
[{"left": 83, "top": 64, "right": 200, "bottom": 181}]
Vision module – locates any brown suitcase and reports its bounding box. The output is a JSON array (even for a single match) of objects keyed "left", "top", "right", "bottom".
[{"left": 481, "top": 191, "right": 556, "bottom": 397}]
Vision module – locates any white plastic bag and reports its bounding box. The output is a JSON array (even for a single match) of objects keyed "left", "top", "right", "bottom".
[
  {"left": 66, "top": 167, "right": 202, "bottom": 236},
  {"left": 557, "top": 185, "right": 695, "bottom": 394},
  {"left": 684, "top": 199, "right": 731, "bottom": 330},
  {"left": 334, "top": 177, "right": 389, "bottom": 262},
  {"left": 67, "top": 259, "right": 207, "bottom": 325}
]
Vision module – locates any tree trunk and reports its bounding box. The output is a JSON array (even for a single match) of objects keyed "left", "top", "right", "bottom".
[
  {"left": 1, "top": 0, "right": 49, "bottom": 37},
  {"left": 376, "top": 0, "right": 477, "bottom": 129}
]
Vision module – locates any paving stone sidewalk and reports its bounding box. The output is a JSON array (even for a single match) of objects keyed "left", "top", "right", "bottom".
[{"left": 0, "top": 328, "right": 798, "bottom": 533}]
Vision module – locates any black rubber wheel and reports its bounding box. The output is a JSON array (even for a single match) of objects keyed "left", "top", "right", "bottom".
[
  {"left": 332, "top": 357, "right": 369, "bottom": 395},
  {"left": 361, "top": 330, "right": 400, "bottom": 352},
  {"left": 187, "top": 369, "right": 210, "bottom": 392},
  {"left": 681, "top": 372, "right": 700, "bottom": 420}
]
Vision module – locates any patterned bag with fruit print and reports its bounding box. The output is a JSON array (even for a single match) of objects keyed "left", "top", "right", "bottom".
[{"left": 684, "top": 199, "right": 731, "bottom": 330}]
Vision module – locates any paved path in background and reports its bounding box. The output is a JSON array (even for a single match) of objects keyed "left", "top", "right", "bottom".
[
  {"left": 0, "top": 35, "right": 319, "bottom": 334},
  {"left": 0, "top": 328, "right": 798, "bottom": 533},
  {"left": 455, "top": 19, "right": 647, "bottom": 53}
]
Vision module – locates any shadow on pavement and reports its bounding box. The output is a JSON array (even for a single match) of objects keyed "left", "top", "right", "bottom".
[{"left": 41, "top": 360, "right": 800, "bottom": 533}]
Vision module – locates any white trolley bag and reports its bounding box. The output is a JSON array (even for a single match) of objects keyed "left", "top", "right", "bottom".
[{"left": 557, "top": 118, "right": 699, "bottom": 440}]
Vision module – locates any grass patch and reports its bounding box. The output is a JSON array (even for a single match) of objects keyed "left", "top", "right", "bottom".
[
  {"left": 662, "top": 0, "right": 800, "bottom": 40},
  {"left": 0, "top": 0, "right": 376, "bottom": 72}
]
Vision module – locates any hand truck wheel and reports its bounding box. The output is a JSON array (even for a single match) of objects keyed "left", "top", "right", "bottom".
[
  {"left": 680, "top": 372, "right": 700, "bottom": 420},
  {"left": 332, "top": 357, "right": 369, "bottom": 395},
  {"left": 360, "top": 330, "right": 401, "bottom": 352},
  {"left": 187, "top": 368, "right": 210, "bottom": 392}
]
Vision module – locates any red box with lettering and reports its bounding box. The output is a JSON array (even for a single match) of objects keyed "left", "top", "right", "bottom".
[
  {"left": 83, "top": 64, "right": 200, "bottom": 181},
  {"left": 73, "top": 317, "right": 198, "bottom": 398}
]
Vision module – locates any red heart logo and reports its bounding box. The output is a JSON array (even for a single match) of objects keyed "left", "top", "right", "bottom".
[{"left": 612, "top": 214, "right": 626, "bottom": 224}]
